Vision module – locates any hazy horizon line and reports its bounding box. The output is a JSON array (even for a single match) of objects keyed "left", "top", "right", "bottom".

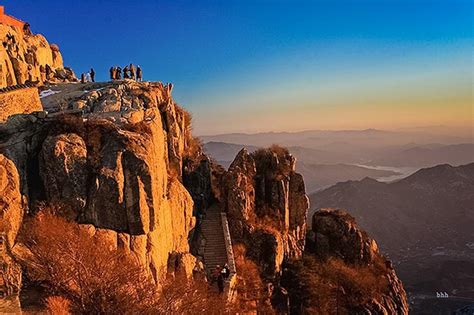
[{"left": 196, "top": 124, "right": 474, "bottom": 138}]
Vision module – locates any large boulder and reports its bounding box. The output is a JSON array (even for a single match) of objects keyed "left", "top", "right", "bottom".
[
  {"left": 222, "top": 147, "right": 309, "bottom": 279},
  {"left": 308, "top": 209, "right": 409, "bottom": 314},
  {"left": 0, "top": 154, "right": 23, "bottom": 303},
  {"left": 0, "top": 154, "right": 24, "bottom": 248},
  {"left": 311, "top": 209, "right": 378, "bottom": 264},
  {"left": 39, "top": 133, "right": 88, "bottom": 217}
]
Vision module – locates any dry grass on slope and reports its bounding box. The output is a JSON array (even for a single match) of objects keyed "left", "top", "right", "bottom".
[
  {"left": 283, "top": 255, "right": 390, "bottom": 314},
  {"left": 18, "top": 206, "right": 228, "bottom": 314}
]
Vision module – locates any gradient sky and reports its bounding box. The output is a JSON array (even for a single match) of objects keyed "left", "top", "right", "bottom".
[{"left": 4, "top": 0, "right": 473, "bottom": 135}]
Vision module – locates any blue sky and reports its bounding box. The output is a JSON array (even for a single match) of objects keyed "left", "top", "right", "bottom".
[{"left": 4, "top": 0, "right": 472, "bottom": 134}]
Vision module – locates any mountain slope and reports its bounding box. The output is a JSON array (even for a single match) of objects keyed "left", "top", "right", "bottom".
[
  {"left": 369, "top": 143, "right": 474, "bottom": 167},
  {"left": 311, "top": 163, "right": 474, "bottom": 254},
  {"left": 310, "top": 163, "right": 474, "bottom": 313},
  {"left": 297, "top": 162, "right": 399, "bottom": 193}
]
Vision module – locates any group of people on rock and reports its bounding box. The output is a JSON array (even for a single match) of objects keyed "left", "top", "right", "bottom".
[
  {"left": 211, "top": 264, "right": 230, "bottom": 294},
  {"left": 80, "top": 68, "right": 95, "bottom": 84},
  {"left": 109, "top": 64, "right": 142, "bottom": 81},
  {"left": 78, "top": 64, "right": 143, "bottom": 84}
]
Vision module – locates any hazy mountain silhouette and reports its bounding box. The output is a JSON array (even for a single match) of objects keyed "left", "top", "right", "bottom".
[
  {"left": 297, "top": 162, "right": 399, "bottom": 193},
  {"left": 310, "top": 163, "right": 474, "bottom": 312},
  {"left": 311, "top": 163, "right": 474, "bottom": 255},
  {"left": 368, "top": 143, "right": 474, "bottom": 167}
]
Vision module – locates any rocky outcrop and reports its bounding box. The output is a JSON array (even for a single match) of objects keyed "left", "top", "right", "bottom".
[
  {"left": 0, "top": 87, "right": 42, "bottom": 122},
  {"left": 310, "top": 208, "right": 379, "bottom": 265},
  {"left": 0, "top": 154, "right": 23, "bottom": 302},
  {"left": 183, "top": 155, "right": 213, "bottom": 209},
  {"left": 39, "top": 133, "right": 88, "bottom": 216},
  {"left": 307, "top": 209, "right": 409, "bottom": 314},
  {"left": 0, "top": 81, "right": 198, "bottom": 290},
  {"left": 0, "top": 20, "right": 76, "bottom": 88},
  {"left": 0, "top": 154, "right": 25, "bottom": 248},
  {"left": 221, "top": 147, "right": 309, "bottom": 279}
]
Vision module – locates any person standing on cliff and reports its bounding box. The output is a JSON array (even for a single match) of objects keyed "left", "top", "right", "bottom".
[
  {"left": 123, "top": 65, "right": 129, "bottom": 79},
  {"left": 23, "top": 23, "right": 32, "bottom": 36},
  {"left": 109, "top": 67, "right": 115, "bottom": 80},
  {"left": 129, "top": 64, "right": 136, "bottom": 80},
  {"left": 39, "top": 65, "right": 46, "bottom": 82},
  {"left": 136, "top": 66, "right": 142, "bottom": 82},
  {"left": 222, "top": 264, "right": 230, "bottom": 279},
  {"left": 217, "top": 273, "right": 224, "bottom": 294},
  {"left": 80, "top": 73, "right": 85, "bottom": 84},
  {"left": 116, "top": 67, "right": 122, "bottom": 80},
  {"left": 45, "top": 64, "right": 52, "bottom": 80},
  {"left": 211, "top": 265, "right": 221, "bottom": 284},
  {"left": 90, "top": 68, "right": 95, "bottom": 82}
]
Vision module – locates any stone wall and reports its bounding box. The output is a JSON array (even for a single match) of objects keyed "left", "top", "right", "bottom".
[
  {"left": 0, "top": 6, "right": 25, "bottom": 31},
  {"left": 0, "top": 87, "right": 41, "bottom": 122},
  {"left": 221, "top": 212, "right": 237, "bottom": 300}
]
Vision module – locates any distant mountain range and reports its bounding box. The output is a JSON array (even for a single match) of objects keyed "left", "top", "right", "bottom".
[
  {"left": 367, "top": 143, "right": 474, "bottom": 167},
  {"left": 200, "top": 129, "right": 472, "bottom": 151},
  {"left": 201, "top": 129, "right": 474, "bottom": 169},
  {"left": 310, "top": 162, "right": 474, "bottom": 255},
  {"left": 296, "top": 162, "right": 398, "bottom": 193},
  {"left": 310, "top": 163, "right": 474, "bottom": 312}
]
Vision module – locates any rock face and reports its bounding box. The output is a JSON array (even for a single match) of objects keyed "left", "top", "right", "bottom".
[
  {"left": 0, "top": 154, "right": 23, "bottom": 300},
  {"left": 0, "top": 87, "right": 42, "bottom": 122},
  {"left": 308, "top": 209, "right": 409, "bottom": 314},
  {"left": 0, "top": 16, "right": 76, "bottom": 88},
  {"left": 39, "top": 133, "right": 88, "bottom": 215},
  {"left": 311, "top": 209, "right": 379, "bottom": 265},
  {"left": 0, "top": 81, "right": 198, "bottom": 287},
  {"left": 221, "top": 147, "right": 309, "bottom": 279},
  {"left": 0, "top": 154, "right": 24, "bottom": 248}
]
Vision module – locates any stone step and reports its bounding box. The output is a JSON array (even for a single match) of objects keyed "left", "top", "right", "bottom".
[
  {"left": 204, "top": 247, "right": 226, "bottom": 252},
  {"left": 205, "top": 257, "right": 227, "bottom": 261},
  {"left": 204, "top": 252, "right": 227, "bottom": 257},
  {"left": 204, "top": 254, "right": 227, "bottom": 258},
  {"left": 201, "top": 207, "right": 229, "bottom": 277}
]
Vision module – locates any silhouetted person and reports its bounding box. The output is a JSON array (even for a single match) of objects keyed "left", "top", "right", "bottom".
[
  {"left": 136, "top": 66, "right": 142, "bottom": 82},
  {"left": 116, "top": 67, "right": 122, "bottom": 80},
  {"left": 109, "top": 67, "right": 115, "bottom": 80},
  {"left": 129, "top": 64, "right": 136, "bottom": 80},
  {"left": 90, "top": 68, "right": 95, "bottom": 82},
  {"left": 81, "top": 73, "right": 85, "bottom": 84},
  {"left": 221, "top": 264, "right": 230, "bottom": 279},
  {"left": 211, "top": 265, "right": 221, "bottom": 284},
  {"left": 217, "top": 274, "right": 224, "bottom": 294},
  {"left": 123, "top": 65, "right": 129, "bottom": 79},
  {"left": 39, "top": 65, "right": 46, "bottom": 82},
  {"left": 45, "top": 64, "right": 52, "bottom": 79},
  {"left": 23, "top": 23, "right": 32, "bottom": 36}
]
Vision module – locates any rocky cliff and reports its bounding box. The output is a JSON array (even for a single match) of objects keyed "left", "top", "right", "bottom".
[
  {"left": 0, "top": 80, "right": 201, "bottom": 297},
  {"left": 0, "top": 13, "right": 410, "bottom": 313},
  {"left": 0, "top": 19, "right": 76, "bottom": 88},
  {"left": 220, "top": 146, "right": 309, "bottom": 281},
  {"left": 298, "top": 208, "right": 409, "bottom": 314},
  {"left": 0, "top": 86, "right": 42, "bottom": 122}
]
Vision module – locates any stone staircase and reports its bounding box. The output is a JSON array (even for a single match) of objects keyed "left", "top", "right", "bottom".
[{"left": 201, "top": 205, "right": 229, "bottom": 276}]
